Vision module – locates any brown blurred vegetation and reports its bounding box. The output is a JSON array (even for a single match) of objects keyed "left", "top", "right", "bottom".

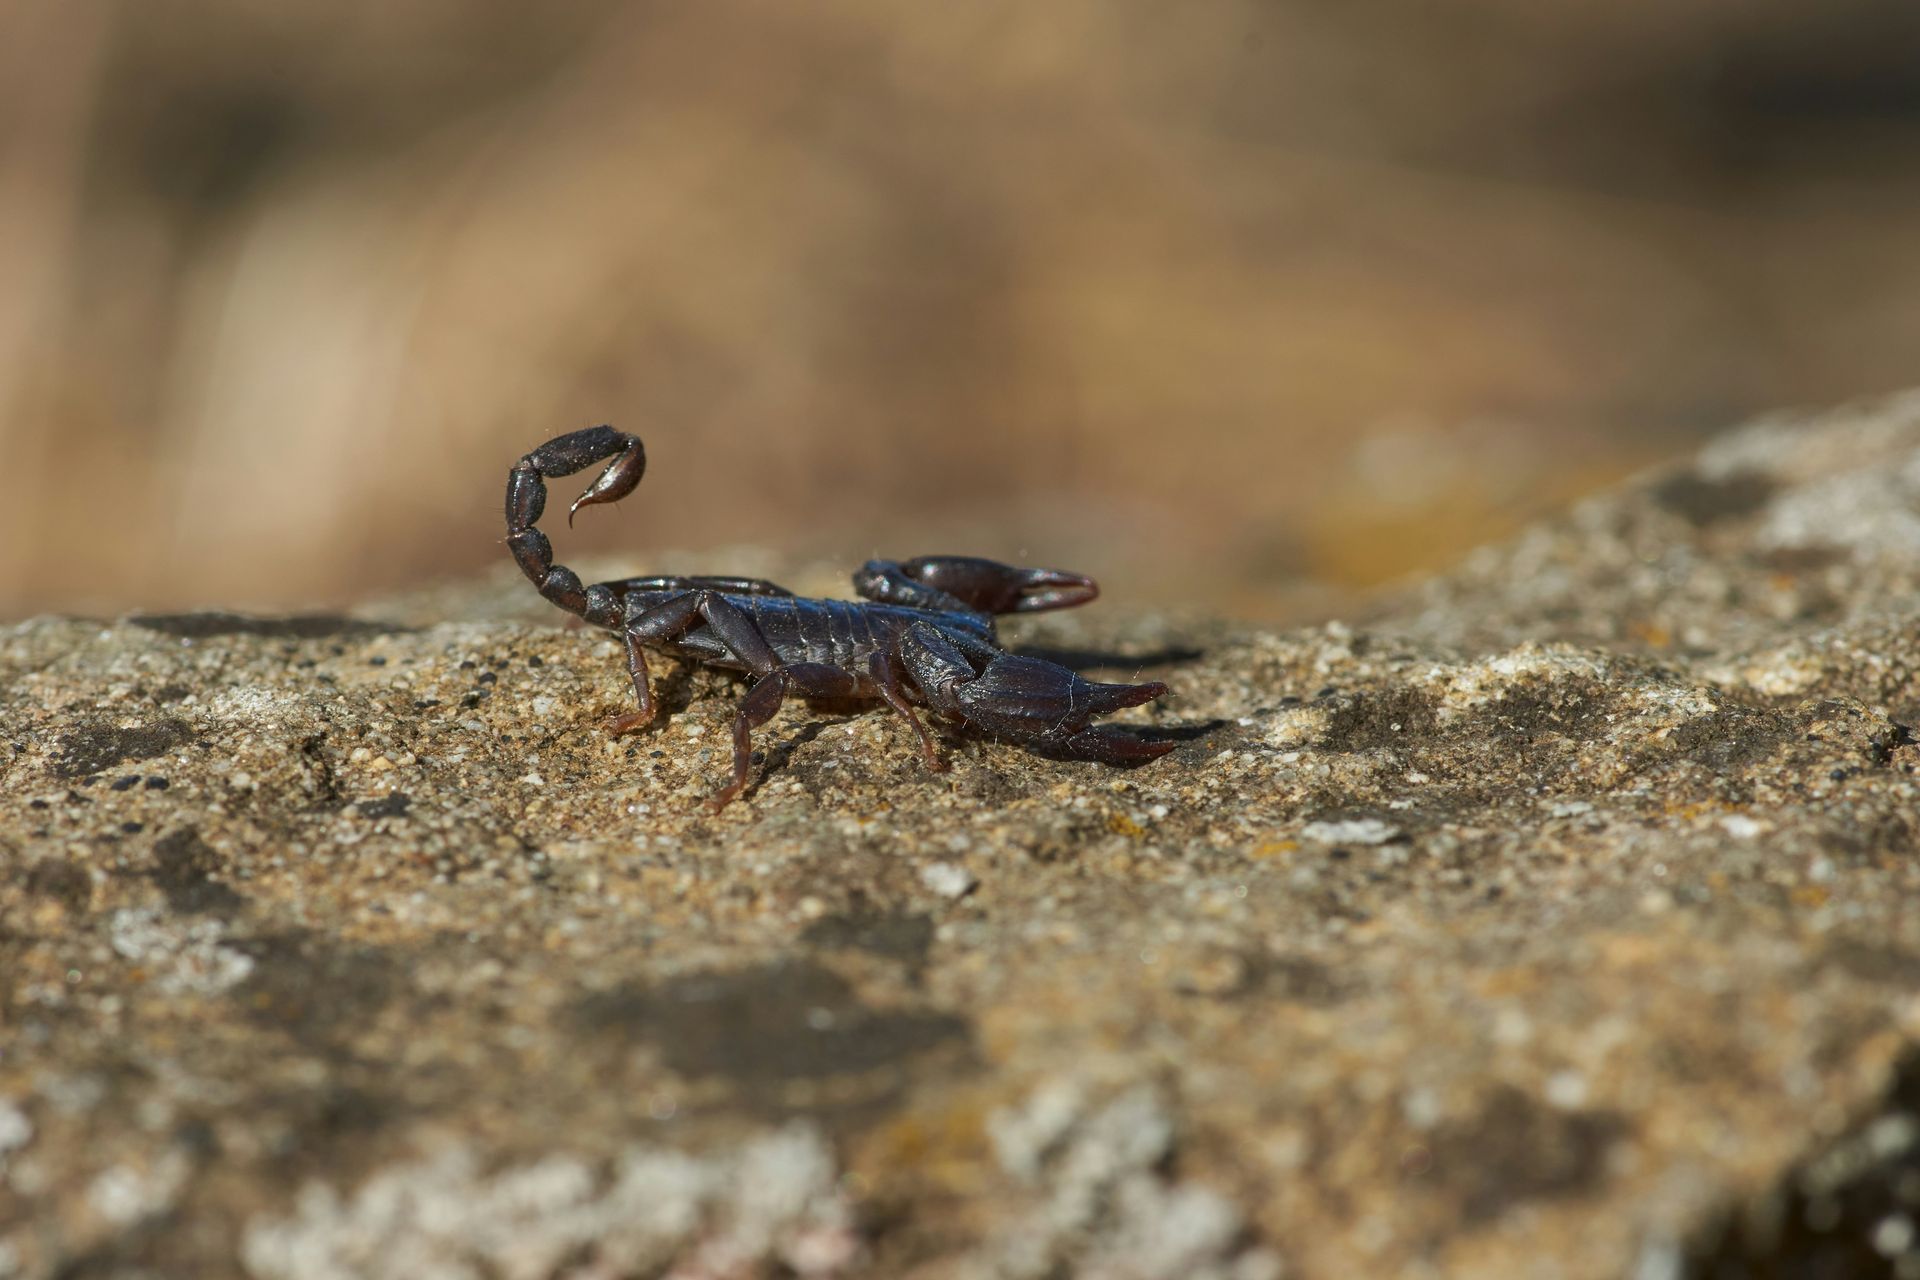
[{"left": 5, "top": 0, "right": 1920, "bottom": 619}]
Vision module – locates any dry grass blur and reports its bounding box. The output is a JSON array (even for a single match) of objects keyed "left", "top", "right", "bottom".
[{"left": 5, "top": 0, "right": 1920, "bottom": 619}]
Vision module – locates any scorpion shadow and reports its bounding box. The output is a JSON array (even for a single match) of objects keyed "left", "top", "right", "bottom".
[
  {"left": 1027, "top": 718, "right": 1223, "bottom": 763},
  {"left": 1011, "top": 642, "right": 1207, "bottom": 674},
  {"left": 742, "top": 715, "right": 861, "bottom": 805}
]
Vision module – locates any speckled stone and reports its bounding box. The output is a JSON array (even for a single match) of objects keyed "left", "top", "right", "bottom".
[{"left": 6, "top": 394, "right": 1920, "bottom": 1278}]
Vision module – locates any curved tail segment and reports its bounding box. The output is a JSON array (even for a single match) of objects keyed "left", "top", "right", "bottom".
[{"left": 505, "top": 426, "right": 646, "bottom": 628}]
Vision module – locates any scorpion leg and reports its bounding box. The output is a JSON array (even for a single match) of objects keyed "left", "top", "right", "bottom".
[
  {"left": 603, "top": 588, "right": 762, "bottom": 735},
  {"left": 628, "top": 590, "right": 782, "bottom": 673},
  {"left": 614, "top": 588, "right": 854, "bottom": 809},
  {"left": 605, "top": 631, "right": 657, "bottom": 736},
  {"left": 599, "top": 591, "right": 706, "bottom": 736},
  {"left": 895, "top": 621, "right": 988, "bottom": 716},
  {"left": 868, "top": 648, "right": 947, "bottom": 772},
  {"left": 855, "top": 557, "right": 1097, "bottom": 616},
  {"left": 709, "top": 661, "right": 860, "bottom": 812},
  {"left": 601, "top": 581, "right": 797, "bottom": 734}
]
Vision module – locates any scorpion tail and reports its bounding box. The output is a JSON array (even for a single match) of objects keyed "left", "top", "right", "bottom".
[{"left": 505, "top": 425, "right": 645, "bottom": 625}]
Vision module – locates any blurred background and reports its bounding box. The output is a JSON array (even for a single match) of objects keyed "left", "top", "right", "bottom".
[{"left": 4, "top": 0, "right": 1920, "bottom": 620}]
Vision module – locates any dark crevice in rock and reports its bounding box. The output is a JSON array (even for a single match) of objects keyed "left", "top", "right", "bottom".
[
  {"left": 1477, "top": 678, "right": 1617, "bottom": 742},
  {"left": 1319, "top": 687, "right": 1440, "bottom": 753},
  {"left": 355, "top": 791, "right": 411, "bottom": 819},
  {"left": 1677, "top": 1048, "right": 1920, "bottom": 1277},
  {"left": 1872, "top": 722, "right": 1916, "bottom": 766},
  {"left": 150, "top": 826, "right": 245, "bottom": 916},
  {"left": 298, "top": 733, "right": 344, "bottom": 810},
  {"left": 230, "top": 932, "right": 401, "bottom": 1054},
  {"left": 1666, "top": 706, "right": 1792, "bottom": 771},
  {"left": 802, "top": 910, "right": 935, "bottom": 977},
  {"left": 1651, "top": 468, "right": 1778, "bottom": 528},
  {"left": 1253, "top": 954, "right": 1351, "bottom": 1007},
  {"left": 24, "top": 858, "right": 93, "bottom": 912},
  {"left": 52, "top": 719, "right": 194, "bottom": 780},
  {"left": 1427, "top": 1086, "right": 1631, "bottom": 1225},
  {"left": 570, "top": 958, "right": 971, "bottom": 1123}
]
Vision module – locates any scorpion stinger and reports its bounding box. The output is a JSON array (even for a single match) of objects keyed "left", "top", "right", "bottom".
[
  {"left": 507, "top": 425, "right": 1176, "bottom": 809},
  {"left": 504, "top": 425, "right": 645, "bottom": 627}
]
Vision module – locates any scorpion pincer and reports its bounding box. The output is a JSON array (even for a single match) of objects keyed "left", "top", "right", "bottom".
[{"left": 506, "top": 425, "right": 1175, "bottom": 810}]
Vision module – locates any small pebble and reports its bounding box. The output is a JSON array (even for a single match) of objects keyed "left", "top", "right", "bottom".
[
  {"left": 920, "top": 862, "right": 977, "bottom": 899},
  {"left": 1301, "top": 818, "right": 1402, "bottom": 846}
]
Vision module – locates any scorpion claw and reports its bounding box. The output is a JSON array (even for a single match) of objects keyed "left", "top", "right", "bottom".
[
  {"left": 1085, "top": 679, "right": 1167, "bottom": 714},
  {"left": 886, "top": 557, "right": 1097, "bottom": 615},
  {"left": 952, "top": 655, "right": 1169, "bottom": 765},
  {"left": 1051, "top": 723, "right": 1180, "bottom": 765},
  {"left": 1001, "top": 567, "right": 1100, "bottom": 614}
]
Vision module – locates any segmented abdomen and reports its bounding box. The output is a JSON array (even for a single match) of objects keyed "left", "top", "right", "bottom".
[{"left": 746, "top": 596, "right": 881, "bottom": 668}]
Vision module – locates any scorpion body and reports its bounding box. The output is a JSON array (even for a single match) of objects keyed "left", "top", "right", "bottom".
[
  {"left": 507, "top": 426, "right": 1174, "bottom": 810},
  {"left": 630, "top": 593, "right": 993, "bottom": 681}
]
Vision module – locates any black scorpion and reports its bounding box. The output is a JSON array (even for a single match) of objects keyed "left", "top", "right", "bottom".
[{"left": 507, "top": 426, "right": 1175, "bottom": 810}]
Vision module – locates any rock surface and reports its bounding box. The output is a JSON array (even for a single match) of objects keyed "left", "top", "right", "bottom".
[{"left": 6, "top": 394, "right": 1920, "bottom": 1278}]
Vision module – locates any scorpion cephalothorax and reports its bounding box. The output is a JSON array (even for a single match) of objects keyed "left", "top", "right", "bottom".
[{"left": 507, "top": 425, "right": 1175, "bottom": 810}]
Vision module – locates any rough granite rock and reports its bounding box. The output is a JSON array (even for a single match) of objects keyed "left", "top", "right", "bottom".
[{"left": 6, "top": 393, "right": 1920, "bottom": 1278}]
